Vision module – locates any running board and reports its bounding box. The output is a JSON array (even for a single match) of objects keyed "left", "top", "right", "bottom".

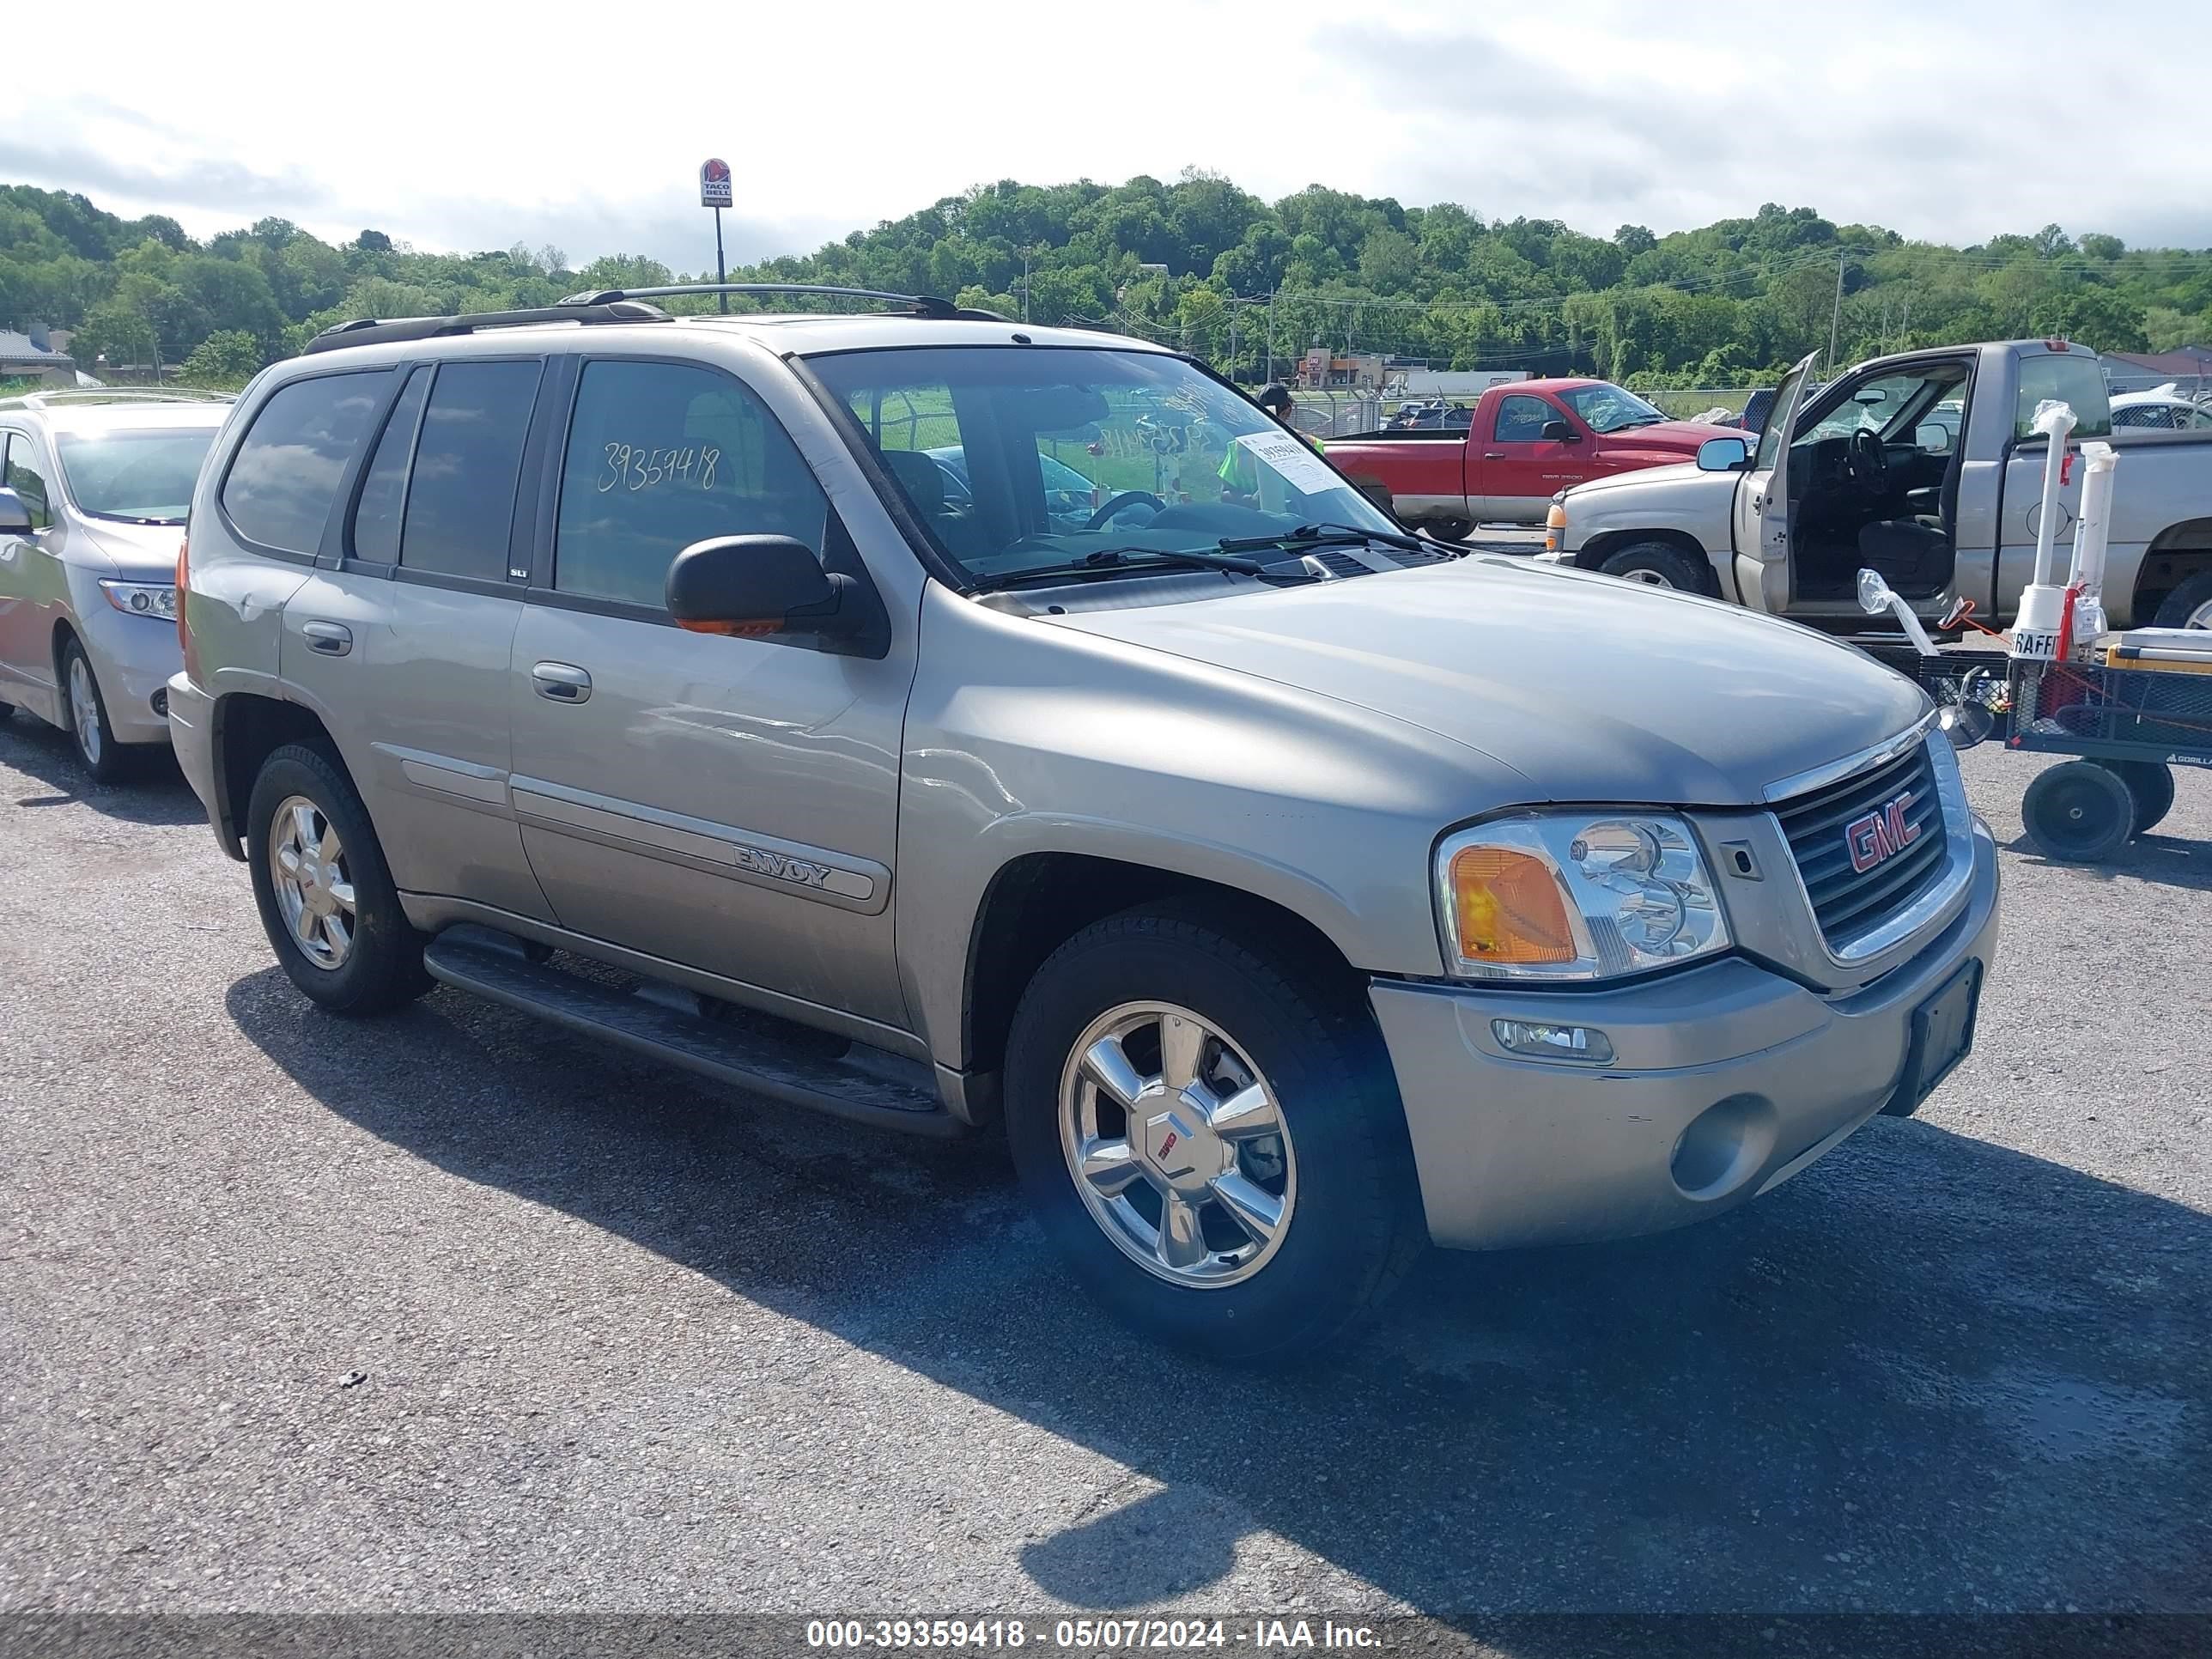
[{"left": 422, "top": 927, "right": 961, "bottom": 1136}]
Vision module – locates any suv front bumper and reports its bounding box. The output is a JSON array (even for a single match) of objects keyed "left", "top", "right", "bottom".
[{"left": 1370, "top": 817, "right": 1999, "bottom": 1251}]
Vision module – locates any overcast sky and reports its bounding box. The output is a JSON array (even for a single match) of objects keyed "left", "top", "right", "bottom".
[{"left": 11, "top": 0, "right": 2209, "bottom": 269}]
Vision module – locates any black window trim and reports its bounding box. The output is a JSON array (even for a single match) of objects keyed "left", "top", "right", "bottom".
[
  {"left": 336, "top": 362, "right": 433, "bottom": 579},
  {"left": 211, "top": 362, "right": 399, "bottom": 568},
  {"left": 377, "top": 354, "right": 549, "bottom": 601},
  {"left": 520, "top": 349, "right": 886, "bottom": 655}
]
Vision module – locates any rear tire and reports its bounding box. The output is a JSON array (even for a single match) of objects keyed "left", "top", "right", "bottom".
[
  {"left": 1004, "top": 902, "right": 1422, "bottom": 1364},
  {"left": 246, "top": 742, "right": 430, "bottom": 1015},
  {"left": 1597, "top": 540, "right": 1711, "bottom": 594},
  {"left": 2021, "top": 760, "right": 2136, "bottom": 863},
  {"left": 2150, "top": 570, "right": 2212, "bottom": 630},
  {"left": 1426, "top": 518, "right": 1472, "bottom": 543},
  {"left": 2102, "top": 760, "right": 2175, "bottom": 836},
  {"left": 58, "top": 635, "right": 131, "bottom": 784}
]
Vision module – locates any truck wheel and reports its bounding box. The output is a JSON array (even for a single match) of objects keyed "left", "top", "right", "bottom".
[
  {"left": 2021, "top": 761, "right": 2136, "bottom": 863},
  {"left": 2100, "top": 760, "right": 2175, "bottom": 836},
  {"left": 246, "top": 742, "right": 431, "bottom": 1015},
  {"left": 1598, "top": 541, "right": 1711, "bottom": 593},
  {"left": 2151, "top": 570, "right": 2212, "bottom": 629},
  {"left": 1003, "top": 905, "right": 1422, "bottom": 1364},
  {"left": 1426, "top": 518, "right": 1472, "bottom": 542},
  {"left": 58, "top": 636, "right": 132, "bottom": 784}
]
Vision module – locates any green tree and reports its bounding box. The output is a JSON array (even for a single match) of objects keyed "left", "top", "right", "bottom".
[{"left": 179, "top": 330, "right": 265, "bottom": 385}]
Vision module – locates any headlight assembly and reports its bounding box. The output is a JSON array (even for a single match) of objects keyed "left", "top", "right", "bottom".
[
  {"left": 100, "top": 580, "right": 178, "bottom": 620},
  {"left": 1435, "top": 812, "right": 1730, "bottom": 981}
]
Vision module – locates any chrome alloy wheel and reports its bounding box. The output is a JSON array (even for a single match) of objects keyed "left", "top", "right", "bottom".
[
  {"left": 1058, "top": 1001, "right": 1297, "bottom": 1288},
  {"left": 270, "top": 795, "right": 356, "bottom": 970},
  {"left": 2188, "top": 594, "right": 2212, "bottom": 629},
  {"left": 1619, "top": 567, "right": 1674, "bottom": 588},
  {"left": 67, "top": 653, "right": 102, "bottom": 765}
]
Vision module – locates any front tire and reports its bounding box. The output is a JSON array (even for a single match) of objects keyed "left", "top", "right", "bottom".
[
  {"left": 2021, "top": 760, "right": 2136, "bottom": 863},
  {"left": 1597, "top": 540, "right": 1711, "bottom": 593},
  {"left": 246, "top": 743, "right": 430, "bottom": 1015},
  {"left": 1004, "top": 904, "right": 1421, "bottom": 1364},
  {"left": 1426, "top": 518, "right": 1473, "bottom": 543},
  {"left": 58, "top": 636, "right": 131, "bottom": 783}
]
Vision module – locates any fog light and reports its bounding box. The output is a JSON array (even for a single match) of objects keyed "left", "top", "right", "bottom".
[{"left": 1492, "top": 1019, "right": 1613, "bottom": 1064}]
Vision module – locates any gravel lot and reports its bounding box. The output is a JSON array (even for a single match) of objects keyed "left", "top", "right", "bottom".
[{"left": 1, "top": 711, "right": 2206, "bottom": 1620}]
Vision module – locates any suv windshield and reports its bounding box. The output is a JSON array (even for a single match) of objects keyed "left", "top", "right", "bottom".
[
  {"left": 1555, "top": 382, "right": 1668, "bottom": 434},
  {"left": 55, "top": 428, "right": 218, "bottom": 524},
  {"left": 807, "top": 346, "right": 1401, "bottom": 586}
]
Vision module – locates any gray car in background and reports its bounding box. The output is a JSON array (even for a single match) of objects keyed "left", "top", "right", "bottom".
[
  {"left": 165, "top": 289, "right": 1999, "bottom": 1362},
  {"left": 0, "top": 390, "right": 232, "bottom": 779}
]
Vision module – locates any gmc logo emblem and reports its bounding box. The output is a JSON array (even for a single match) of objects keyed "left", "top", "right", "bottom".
[{"left": 1844, "top": 790, "right": 1922, "bottom": 874}]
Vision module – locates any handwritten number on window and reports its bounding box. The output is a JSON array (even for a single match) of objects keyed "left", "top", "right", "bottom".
[{"left": 597, "top": 443, "right": 721, "bottom": 494}]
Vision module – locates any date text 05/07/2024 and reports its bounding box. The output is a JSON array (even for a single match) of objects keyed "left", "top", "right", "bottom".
[{"left": 804, "top": 1619, "right": 1382, "bottom": 1650}]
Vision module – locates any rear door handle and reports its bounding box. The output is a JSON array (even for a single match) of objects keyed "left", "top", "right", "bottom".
[
  {"left": 532, "top": 661, "right": 592, "bottom": 703},
  {"left": 303, "top": 622, "right": 352, "bottom": 656}
]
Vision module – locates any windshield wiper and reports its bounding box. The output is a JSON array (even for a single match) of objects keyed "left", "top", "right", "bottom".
[
  {"left": 1217, "top": 522, "right": 1451, "bottom": 556},
  {"left": 967, "top": 546, "right": 1270, "bottom": 592}
]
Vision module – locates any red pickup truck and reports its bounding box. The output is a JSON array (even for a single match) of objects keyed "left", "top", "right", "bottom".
[{"left": 1328, "top": 379, "right": 1741, "bottom": 538}]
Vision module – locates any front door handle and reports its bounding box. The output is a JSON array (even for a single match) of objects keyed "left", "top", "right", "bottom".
[
  {"left": 1482, "top": 452, "right": 1506, "bottom": 459},
  {"left": 532, "top": 661, "right": 592, "bottom": 703},
  {"left": 303, "top": 621, "right": 352, "bottom": 656}
]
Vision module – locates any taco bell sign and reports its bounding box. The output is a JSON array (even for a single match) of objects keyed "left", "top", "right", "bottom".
[{"left": 700, "top": 158, "right": 732, "bottom": 209}]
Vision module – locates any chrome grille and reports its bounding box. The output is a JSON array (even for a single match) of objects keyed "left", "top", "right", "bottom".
[{"left": 1775, "top": 739, "right": 1946, "bottom": 948}]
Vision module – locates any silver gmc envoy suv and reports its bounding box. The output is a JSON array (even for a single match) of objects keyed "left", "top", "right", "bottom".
[{"left": 168, "top": 287, "right": 2000, "bottom": 1360}]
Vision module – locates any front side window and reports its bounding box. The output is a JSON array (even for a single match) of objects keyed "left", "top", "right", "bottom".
[
  {"left": 3, "top": 434, "right": 52, "bottom": 527},
  {"left": 1554, "top": 382, "right": 1667, "bottom": 434},
  {"left": 398, "top": 361, "right": 542, "bottom": 582},
  {"left": 807, "top": 346, "right": 1400, "bottom": 588},
  {"left": 53, "top": 428, "right": 216, "bottom": 525},
  {"left": 222, "top": 370, "right": 392, "bottom": 556},
  {"left": 2014, "top": 352, "right": 2113, "bottom": 441},
  {"left": 554, "top": 360, "right": 830, "bottom": 610},
  {"left": 1493, "top": 395, "right": 1560, "bottom": 443}
]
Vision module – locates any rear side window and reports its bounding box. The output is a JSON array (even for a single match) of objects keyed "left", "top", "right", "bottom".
[
  {"left": 222, "top": 370, "right": 392, "bottom": 556},
  {"left": 3, "top": 433, "right": 52, "bottom": 528},
  {"left": 398, "top": 361, "right": 543, "bottom": 582},
  {"left": 349, "top": 366, "right": 431, "bottom": 563},
  {"left": 553, "top": 359, "right": 829, "bottom": 610},
  {"left": 2014, "top": 352, "right": 2112, "bottom": 441}
]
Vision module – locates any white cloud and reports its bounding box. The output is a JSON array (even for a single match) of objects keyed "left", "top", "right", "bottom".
[{"left": 13, "top": 0, "right": 2209, "bottom": 264}]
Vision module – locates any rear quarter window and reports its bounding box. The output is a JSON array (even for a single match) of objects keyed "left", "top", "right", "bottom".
[
  {"left": 221, "top": 369, "right": 392, "bottom": 556},
  {"left": 2014, "top": 353, "right": 2112, "bottom": 441}
]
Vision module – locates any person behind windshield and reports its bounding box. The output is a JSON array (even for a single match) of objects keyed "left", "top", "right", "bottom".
[{"left": 1220, "top": 384, "right": 1323, "bottom": 502}]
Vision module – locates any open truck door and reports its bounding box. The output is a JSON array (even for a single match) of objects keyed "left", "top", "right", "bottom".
[{"left": 1730, "top": 352, "right": 1818, "bottom": 612}]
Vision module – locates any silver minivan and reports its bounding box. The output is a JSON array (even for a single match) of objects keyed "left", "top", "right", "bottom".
[
  {"left": 166, "top": 289, "right": 1999, "bottom": 1361},
  {"left": 0, "top": 390, "right": 232, "bottom": 779}
]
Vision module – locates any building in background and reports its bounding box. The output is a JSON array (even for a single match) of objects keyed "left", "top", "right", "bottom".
[
  {"left": 2102, "top": 346, "right": 2212, "bottom": 395},
  {"left": 0, "top": 327, "right": 76, "bottom": 386}
]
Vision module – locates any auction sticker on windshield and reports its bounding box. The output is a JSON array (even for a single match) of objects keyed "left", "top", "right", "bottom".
[{"left": 1236, "top": 428, "right": 1340, "bottom": 495}]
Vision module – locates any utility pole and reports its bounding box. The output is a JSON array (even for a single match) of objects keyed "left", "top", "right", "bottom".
[
  {"left": 1265, "top": 288, "right": 1276, "bottom": 386},
  {"left": 1020, "top": 248, "right": 1032, "bottom": 323},
  {"left": 1826, "top": 250, "right": 1846, "bottom": 372}
]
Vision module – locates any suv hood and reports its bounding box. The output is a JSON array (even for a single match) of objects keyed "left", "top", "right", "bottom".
[{"left": 1048, "top": 558, "right": 1927, "bottom": 807}]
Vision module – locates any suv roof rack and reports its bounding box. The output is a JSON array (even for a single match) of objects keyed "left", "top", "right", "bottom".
[
  {"left": 0, "top": 386, "right": 235, "bottom": 409},
  {"left": 301, "top": 298, "right": 672, "bottom": 356},
  {"left": 556, "top": 283, "right": 1009, "bottom": 322}
]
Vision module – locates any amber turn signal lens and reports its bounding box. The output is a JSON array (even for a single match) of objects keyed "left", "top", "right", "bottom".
[
  {"left": 1449, "top": 846, "right": 1577, "bottom": 964},
  {"left": 676, "top": 617, "right": 780, "bottom": 637}
]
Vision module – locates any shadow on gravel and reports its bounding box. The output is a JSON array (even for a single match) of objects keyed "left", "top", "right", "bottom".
[
  {"left": 224, "top": 965, "right": 2209, "bottom": 1620},
  {"left": 2001, "top": 828, "right": 2212, "bottom": 892},
  {"left": 0, "top": 716, "right": 200, "bottom": 825}
]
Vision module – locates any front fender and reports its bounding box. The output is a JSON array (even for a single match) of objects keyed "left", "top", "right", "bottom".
[{"left": 1563, "top": 472, "right": 1737, "bottom": 566}]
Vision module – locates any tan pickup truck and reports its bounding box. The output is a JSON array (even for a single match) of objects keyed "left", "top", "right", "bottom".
[{"left": 1540, "top": 340, "right": 2212, "bottom": 630}]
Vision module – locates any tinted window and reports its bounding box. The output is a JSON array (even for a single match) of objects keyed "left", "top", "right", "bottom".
[
  {"left": 2014, "top": 352, "right": 2112, "bottom": 441},
  {"left": 222, "top": 370, "right": 392, "bottom": 555},
  {"left": 3, "top": 433, "right": 52, "bottom": 528},
  {"left": 1494, "top": 395, "right": 1558, "bottom": 442},
  {"left": 350, "top": 366, "right": 430, "bottom": 563},
  {"left": 398, "top": 361, "right": 542, "bottom": 581},
  {"left": 554, "top": 360, "right": 830, "bottom": 609}
]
